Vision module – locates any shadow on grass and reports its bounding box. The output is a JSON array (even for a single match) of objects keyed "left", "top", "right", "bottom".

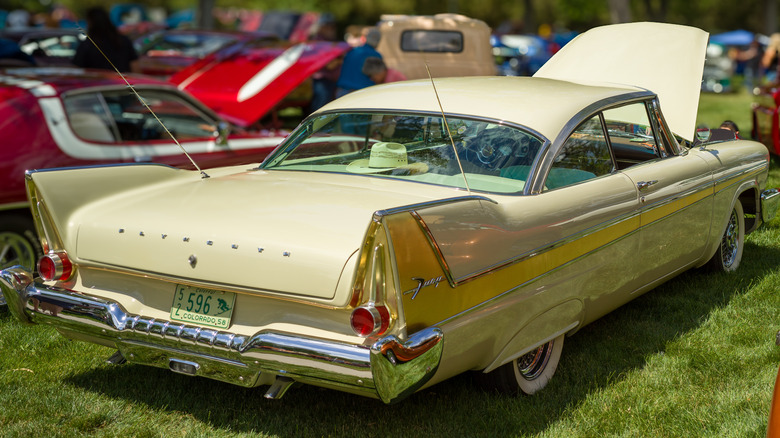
[{"left": 62, "top": 238, "right": 780, "bottom": 437}]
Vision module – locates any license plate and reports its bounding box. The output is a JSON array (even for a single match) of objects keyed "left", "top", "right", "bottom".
[{"left": 170, "top": 284, "right": 236, "bottom": 329}]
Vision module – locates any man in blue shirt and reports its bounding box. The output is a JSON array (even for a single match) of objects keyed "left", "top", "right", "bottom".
[{"left": 336, "top": 27, "right": 382, "bottom": 97}]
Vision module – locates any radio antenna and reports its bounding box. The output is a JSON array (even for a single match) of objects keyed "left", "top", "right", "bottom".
[
  {"left": 425, "top": 64, "right": 470, "bottom": 193},
  {"left": 78, "top": 27, "right": 210, "bottom": 179}
]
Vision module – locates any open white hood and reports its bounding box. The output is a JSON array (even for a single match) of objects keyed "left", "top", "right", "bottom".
[{"left": 534, "top": 22, "right": 708, "bottom": 142}]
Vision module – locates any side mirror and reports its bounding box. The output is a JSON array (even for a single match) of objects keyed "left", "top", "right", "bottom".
[
  {"left": 694, "top": 128, "right": 736, "bottom": 149},
  {"left": 215, "top": 121, "right": 231, "bottom": 147},
  {"left": 695, "top": 129, "right": 711, "bottom": 143}
]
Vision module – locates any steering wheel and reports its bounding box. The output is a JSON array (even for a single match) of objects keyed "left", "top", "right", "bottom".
[{"left": 463, "top": 130, "right": 529, "bottom": 170}]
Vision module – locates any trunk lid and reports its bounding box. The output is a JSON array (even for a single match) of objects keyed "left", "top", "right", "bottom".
[{"left": 73, "top": 169, "right": 444, "bottom": 301}]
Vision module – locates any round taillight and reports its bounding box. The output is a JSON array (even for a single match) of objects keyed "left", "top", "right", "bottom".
[
  {"left": 350, "top": 305, "right": 390, "bottom": 337},
  {"left": 37, "top": 251, "right": 73, "bottom": 281}
]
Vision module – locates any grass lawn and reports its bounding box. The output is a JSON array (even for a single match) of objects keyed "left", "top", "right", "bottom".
[{"left": 1, "top": 89, "right": 778, "bottom": 437}]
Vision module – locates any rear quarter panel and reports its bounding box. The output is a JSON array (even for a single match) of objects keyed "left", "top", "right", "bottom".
[{"left": 385, "top": 174, "right": 649, "bottom": 383}]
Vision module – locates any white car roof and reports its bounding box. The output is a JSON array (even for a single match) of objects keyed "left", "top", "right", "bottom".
[{"left": 318, "top": 76, "right": 647, "bottom": 143}]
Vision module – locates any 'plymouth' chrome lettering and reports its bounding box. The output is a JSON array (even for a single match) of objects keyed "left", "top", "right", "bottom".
[{"left": 404, "top": 276, "right": 444, "bottom": 300}]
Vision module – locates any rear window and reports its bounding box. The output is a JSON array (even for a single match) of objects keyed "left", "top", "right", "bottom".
[{"left": 400, "top": 30, "right": 463, "bottom": 53}]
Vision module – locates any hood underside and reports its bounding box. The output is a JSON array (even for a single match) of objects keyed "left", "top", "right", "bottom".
[
  {"left": 169, "top": 41, "right": 349, "bottom": 128},
  {"left": 534, "top": 22, "right": 708, "bottom": 142}
]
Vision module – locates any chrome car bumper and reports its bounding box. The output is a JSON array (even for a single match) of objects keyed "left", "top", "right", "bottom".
[
  {"left": 0, "top": 266, "right": 443, "bottom": 404},
  {"left": 762, "top": 188, "right": 780, "bottom": 223}
]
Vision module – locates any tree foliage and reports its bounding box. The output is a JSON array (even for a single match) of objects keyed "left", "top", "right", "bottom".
[{"left": 3, "top": 0, "right": 779, "bottom": 35}]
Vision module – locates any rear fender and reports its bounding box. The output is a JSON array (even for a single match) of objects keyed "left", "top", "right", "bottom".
[
  {"left": 700, "top": 181, "right": 759, "bottom": 266},
  {"left": 482, "top": 299, "right": 583, "bottom": 373}
]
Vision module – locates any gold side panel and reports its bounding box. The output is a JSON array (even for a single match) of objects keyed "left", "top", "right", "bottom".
[{"left": 385, "top": 211, "right": 641, "bottom": 331}]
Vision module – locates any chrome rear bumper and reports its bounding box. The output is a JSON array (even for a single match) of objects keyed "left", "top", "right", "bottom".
[
  {"left": 0, "top": 266, "right": 443, "bottom": 403},
  {"left": 762, "top": 188, "right": 780, "bottom": 223}
]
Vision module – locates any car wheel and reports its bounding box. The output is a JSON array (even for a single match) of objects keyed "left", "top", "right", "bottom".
[
  {"left": 707, "top": 200, "right": 744, "bottom": 272},
  {"left": 0, "top": 214, "right": 41, "bottom": 272},
  {"left": 478, "top": 334, "right": 564, "bottom": 395}
]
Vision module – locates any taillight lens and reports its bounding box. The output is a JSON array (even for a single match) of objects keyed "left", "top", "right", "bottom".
[
  {"left": 350, "top": 304, "right": 390, "bottom": 337},
  {"left": 37, "top": 251, "right": 73, "bottom": 281}
]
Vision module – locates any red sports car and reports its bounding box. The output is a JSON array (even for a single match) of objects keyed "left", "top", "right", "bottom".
[{"left": 169, "top": 39, "right": 349, "bottom": 128}]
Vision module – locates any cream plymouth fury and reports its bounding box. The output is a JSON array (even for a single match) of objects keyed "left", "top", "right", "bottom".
[{"left": 2, "top": 23, "right": 779, "bottom": 403}]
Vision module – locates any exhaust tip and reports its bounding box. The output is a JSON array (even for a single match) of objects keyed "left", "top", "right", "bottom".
[
  {"left": 169, "top": 358, "right": 200, "bottom": 376},
  {"left": 106, "top": 350, "right": 127, "bottom": 365},
  {"left": 264, "top": 376, "right": 295, "bottom": 399}
]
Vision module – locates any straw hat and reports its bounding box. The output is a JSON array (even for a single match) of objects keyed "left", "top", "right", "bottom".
[{"left": 347, "top": 142, "right": 410, "bottom": 173}]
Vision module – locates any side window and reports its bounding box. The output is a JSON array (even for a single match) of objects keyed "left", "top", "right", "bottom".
[
  {"left": 603, "top": 102, "right": 661, "bottom": 168},
  {"left": 100, "top": 90, "right": 217, "bottom": 142},
  {"left": 546, "top": 115, "right": 613, "bottom": 190},
  {"left": 64, "top": 92, "right": 117, "bottom": 143}
]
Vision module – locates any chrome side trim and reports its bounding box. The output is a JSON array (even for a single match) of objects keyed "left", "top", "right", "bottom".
[
  {"left": 711, "top": 162, "right": 768, "bottom": 189},
  {"left": 435, "top": 224, "right": 641, "bottom": 330},
  {"left": 408, "top": 211, "right": 455, "bottom": 287},
  {"left": 454, "top": 207, "right": 644, "bottom": 286},
  {"left": 637, "top": 180, "right": 712, "bottom": 213},
  {"left": 25, "top": 162, "right": 177, "bottom": 176},
  {"left": 410, "top": 202, "right": 644, "bottom": 288},
  {"left": 373, "top": 195, "right": 497, "bottom": 220},
  {"left": 0, "top": 266, "right": 443, "bottom": 403},
  {"left": 762, "top": 188, "right": 780, "bottom": 222},
  {"left": 407, "top": 160, "right": 761, "bottom": 287}
]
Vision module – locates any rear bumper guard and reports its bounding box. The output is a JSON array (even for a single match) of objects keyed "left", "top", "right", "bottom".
[
  {"left": 762, "top": 188, "right": 780, "bottom": 223},
  {"left": 0, "top": 266, "right": 443, "bottom": 404}
]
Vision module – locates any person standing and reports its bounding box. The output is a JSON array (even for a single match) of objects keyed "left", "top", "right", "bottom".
[
  {"left": 72, "top": 6, "right": 140, "bottom": 73},
  {"left": 762, "top": 33, "right": 780, "bottom": 84},
  {"left": 335, "top": 27, "right": 382, "bottom": 97}
]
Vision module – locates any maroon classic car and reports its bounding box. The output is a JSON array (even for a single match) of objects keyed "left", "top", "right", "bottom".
[
  {"left": 0, "top": 67, "right": 290, "bottom": 280},
  {"left": 0, "top": 36, "right": 349, "bottom": 301}
]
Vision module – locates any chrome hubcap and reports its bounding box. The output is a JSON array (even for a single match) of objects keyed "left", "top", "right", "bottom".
[
  {"left": 516, "top": 341, "right": 553, "bottom": 380},
  {"left": 0, "top": 231, "right": 36, "bottom": 271},
  {"left": 720, "top": 209, "right": 740, "bottom": 267}
]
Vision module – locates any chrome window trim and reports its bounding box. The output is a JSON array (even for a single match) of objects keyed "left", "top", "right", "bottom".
[
  {"left": 648, "top": 98, "right": 683, "bottom": 156},
  {"left": 528, "top": 91, "right": 654, "bottom": 194}
]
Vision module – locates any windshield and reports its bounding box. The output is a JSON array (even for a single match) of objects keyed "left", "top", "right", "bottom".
[{"left": 261, "top": 112, "right": 545, "bottom": 194}]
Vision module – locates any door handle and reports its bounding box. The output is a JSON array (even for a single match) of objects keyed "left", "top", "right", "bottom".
[{"left": 637, "top": 180, "right": 658, "bottom": 191}]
